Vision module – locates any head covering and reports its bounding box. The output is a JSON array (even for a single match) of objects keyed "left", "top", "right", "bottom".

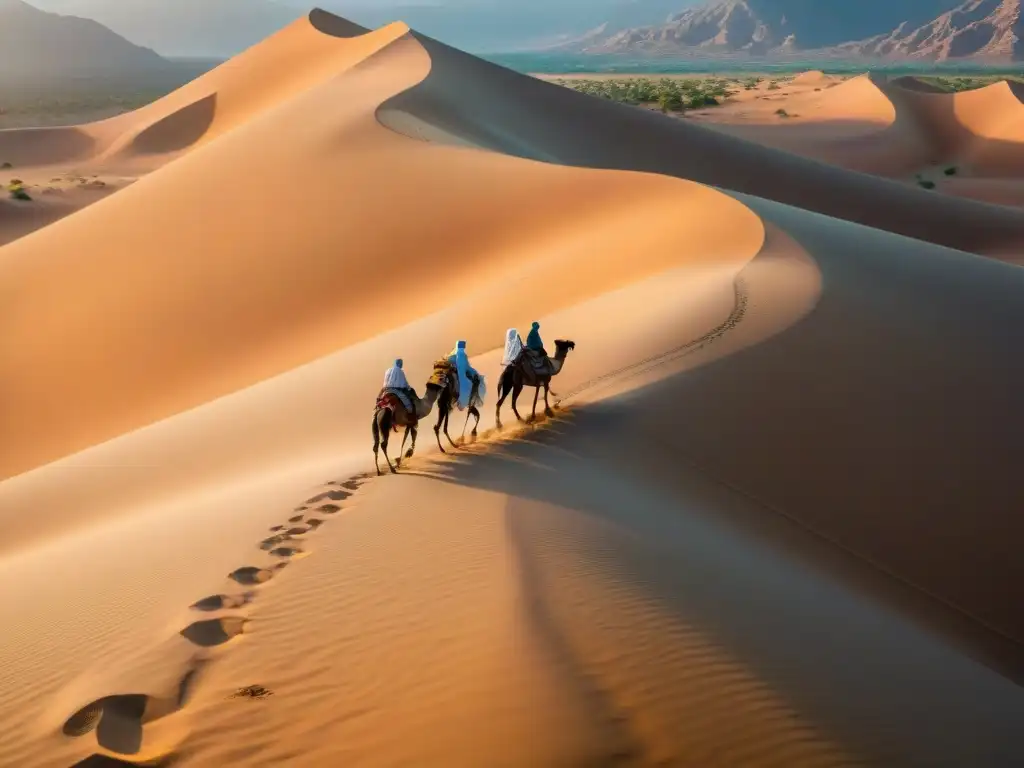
[
  {"left": 532, "top": 322, "right": 540, "bottom": 329},
  {"left": 503, "top": 328, "right": 523, "bottom": 366},
  {"left": 383, "top": 359, "right": 410, "bottom": 390},
  {"left": 450, "top": 341, "right": 472, "bottom": 409}
]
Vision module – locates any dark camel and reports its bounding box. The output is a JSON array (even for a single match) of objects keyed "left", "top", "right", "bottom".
[
  {"left": 495, "top": 339, "right": 576, "bottom": 429},
  {"left": 371, "top": 373, "right": 443, "bottom": 476},
  {"left": 429, "top": 360, "right": 485, "bottom": 453}
]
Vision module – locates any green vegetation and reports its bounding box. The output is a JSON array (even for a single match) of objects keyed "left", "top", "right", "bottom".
[
  {"left": 0, "top": 63, "right": 213, "bottom": 128},
  {"left": 550, "top": 77, "right": 735, "bottom": 114},
  {"left": 943, "top": 166, "right": 958, "bottom": 175},
  {"left": 7, "top": 179, "right": 31, "bottom": 201},
  {"left": 917, "top": 179, "right": 936, "bottom": 190}
]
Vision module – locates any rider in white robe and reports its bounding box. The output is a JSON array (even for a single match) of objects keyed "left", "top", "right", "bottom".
[
  {"left": 502, "top": 328, "right": 524, "bottom": 367},
  {"left": 447, "top": 341, "right": 479, "bottom": 411},
  {"left": 381, "top": 358, "right": 417, "bottom": 415}
]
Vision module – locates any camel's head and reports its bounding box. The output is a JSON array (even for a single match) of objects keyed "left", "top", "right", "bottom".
[{"left": 554, "top": 339, "right": 576, "bottom": 355}]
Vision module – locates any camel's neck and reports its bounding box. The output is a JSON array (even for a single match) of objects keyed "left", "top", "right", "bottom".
[
  {"left": 417, "top": 385, "right": 441, "bottom": 418},
  {"left": 550, "top": 349, "right": 568, "bottom": 375}
]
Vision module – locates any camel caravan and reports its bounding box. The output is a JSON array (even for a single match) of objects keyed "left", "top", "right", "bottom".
[{"left": 371, "top": 322, "right": 577, "bottom": 475}]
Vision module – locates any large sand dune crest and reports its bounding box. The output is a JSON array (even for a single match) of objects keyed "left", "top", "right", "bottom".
[{"left": 3, "top": 7, "right": 1024, "bottom": 767}]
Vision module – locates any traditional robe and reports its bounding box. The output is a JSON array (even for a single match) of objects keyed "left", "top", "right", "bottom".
[
  {"left": 526, "top": 322, "right": 544, "bottom": 351},
  {"left": 502, "top": 329, "right": 524, "bottom": 366},
  {"left": 448, "top": 341, "right": 475, "bottom": 410}
]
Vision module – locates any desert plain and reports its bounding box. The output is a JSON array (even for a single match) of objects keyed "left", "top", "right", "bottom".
[{"left": 2, "top": 8, "right": 1024, "bottom": 767}]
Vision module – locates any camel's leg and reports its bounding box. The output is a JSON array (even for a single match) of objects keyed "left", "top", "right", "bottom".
[
  {"left": 406, "top": 426, "right": 417, "bottom": 459},
  {"left": 434, "top": 400, "right": 447, "bottom": 454},
  {"left": 468, "top": 406, "right": 480, "bottom": 437},
  {"left": 372, "top": 413, "right": 382, "bottom": 476},
  {"left": 543, "top": 381, "right": 554, "bottom": 417},
  {"left": 529, "top": 386, "right": 540, "bottom": 422},
  {"left": 442, "top": 405, "right": 459, "bottom": 450},
  {"left": 396, "top": 425, "right": 410, "bottom": 468},
  {"left": 379, "top": 410, "right": 396, "bottom": 474},
  {"left": 510, "top": 382, "right": 526, "bottom": 422}
]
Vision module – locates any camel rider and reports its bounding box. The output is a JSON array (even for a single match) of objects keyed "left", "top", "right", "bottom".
[
  {"left": 447, "top": 341, "right": 479, "bottom": 411},
  {"left": 526, "top": 321, "right": 546, "bottom": 356},
  {"left": 502, "top": 328, "right": 524, "bottom": 367},
  {"left": 381, "top": 358, "right": 418, "bottom": 418}
]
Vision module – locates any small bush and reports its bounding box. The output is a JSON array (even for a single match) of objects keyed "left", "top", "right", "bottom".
[
  {"left": 1, "top": 162, "right": 11, "bottom": 169},
  {"left": 943, "top": 166, "right": 958, "bottom": 176},
  {"left": 775, "top": 108, "right": 790, "bottom": 117},
  {"left": 918, "top": 179, "right": 936, "bottom": 190},
  {"left": 767, "top": 82, "right": 780, "bottom": 90},
  {"left": 9, "top": 186, "right": 32, "bottom": 201}
]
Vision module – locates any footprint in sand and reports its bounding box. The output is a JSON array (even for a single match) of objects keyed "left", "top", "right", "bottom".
[
  {"left": 317, "top": 503, "right": 342, "bottom": 514},
  {"left": 305, "top": 518, "right": 324, "bottom": 529},
  {"left": 305, "top": 489, "right": 351, "bottom": 504},
  {"left": 180, "top": 617, "right": 248, "bottom": 648},
  {"left": 229, "top": 563, "right": 287, "bottom": 586},
  {"left": 62, "top": 659, "right": 206, "bottom": 755},
  {"left": 190, "top": 593, "right": 254, "bottom": 612},
  {"left": 268, "top": 546, "right": 304, "bottom": 559},
  {"left": 268, "top": 524, "right": 287, "bottom": 532}
]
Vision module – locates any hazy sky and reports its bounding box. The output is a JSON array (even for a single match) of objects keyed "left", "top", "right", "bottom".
[{"left": 24, "top": 0, "right": 705, "bottom": 55}]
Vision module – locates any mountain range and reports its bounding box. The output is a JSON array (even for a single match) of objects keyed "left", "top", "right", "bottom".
[
  {"left": 0, "top": 0, "right": 167, "bottom": 78},
  {"left": 572, "top": 0, "right": 1024, "bottom": 61},
  {"left": 13, "top": 0, "right": 1024, "bottom": 61}
]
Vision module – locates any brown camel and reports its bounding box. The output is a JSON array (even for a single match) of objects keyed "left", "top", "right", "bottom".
[
  {"left": 372, "top": 373, "right": 443, "bottom": 476},
  {"left": 495, "top": 339, "right": 576, "bottom": 429},
  {"left": 433, "top": 364, "right": 485, "bottom": 451}
]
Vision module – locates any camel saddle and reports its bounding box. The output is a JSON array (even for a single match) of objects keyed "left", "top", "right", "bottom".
[
  {"left": 520, "top": 348, "right": 553, "bottom": 375},
  {"left": 376, "top": 389, "right": 416, "bottom": 431}
]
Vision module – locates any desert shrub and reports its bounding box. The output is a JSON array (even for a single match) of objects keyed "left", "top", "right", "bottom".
[
  {"left": 553, "top": 77, "right": 730, "bottom": 112},
  {"left": 658, "top": 91, "right": 684, "bottom": 112},
  {"left": 943, "top": 166, "right": 958, "bottom": 175},
  {"left": 1, "top": 162, "right": 11, "bottom": 169},
  {"left": 918, "top": 179, "right": 936, "bottom": 189},
  {"left": 8, "top": 180, "right": 31, "bottom": 200},
  {"left": 775, "top": 108, "right": 789, "bottom": 117},
  {"left": 767, "top": 81, "right": 781, "bottom": 90}
]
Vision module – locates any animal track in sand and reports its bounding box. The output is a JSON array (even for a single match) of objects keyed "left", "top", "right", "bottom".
[
  {"left": 180, "top": 617, "right": 249, "bottom": 648},
  {"left": 305, "top": 490, "right": 351, "bottom": 504},
  {"left": 62, "top": 473, "right": 368, "bottom": 765},
  {"left": 62, "top": 659, "right": 206, "bottom": 757},
  {"left": 229, "top": 563, "right": 289, "bottom": 585},
  {"left": 190, "top": 593, "right": 254, "bottom": 612}
]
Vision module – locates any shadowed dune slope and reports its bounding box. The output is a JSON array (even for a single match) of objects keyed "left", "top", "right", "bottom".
[{"left": 378, "top": 40, "right": 1024, "bottom": 259}]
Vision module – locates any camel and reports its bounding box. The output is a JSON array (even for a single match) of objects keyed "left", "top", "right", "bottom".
[
  {"left": 371, "top": 372, "right": 444, "bottom": 476},
  {"left": 495, "top": 339, "right": 576, "bottom": 429},
  {"left": 429, "top": 360, "right": 485, "bottom": 453}
]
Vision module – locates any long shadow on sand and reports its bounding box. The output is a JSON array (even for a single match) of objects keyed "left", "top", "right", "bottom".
[{"left": 409, "top": 210, "right": 1024, "bottom": 765}]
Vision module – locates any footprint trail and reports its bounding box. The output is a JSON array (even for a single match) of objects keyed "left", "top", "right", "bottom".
[{"left": 61, "top": 472, "right": 373, "bottom": 765}]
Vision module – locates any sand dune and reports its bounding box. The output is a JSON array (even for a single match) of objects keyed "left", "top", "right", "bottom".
[
  {"left": 3, "top": 8, "right": 1024, "bottom": 767},
  {"left": 693, "top": 72, "right": 1024, "bottom": 211}
]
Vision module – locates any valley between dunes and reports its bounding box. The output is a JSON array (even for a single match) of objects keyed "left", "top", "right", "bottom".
[{"left": 2, "top": 9, "right": 1024, "bottom": 767}]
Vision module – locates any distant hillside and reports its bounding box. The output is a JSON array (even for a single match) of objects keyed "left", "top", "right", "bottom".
[
  {"left": 836, "top": 0, "right": 1024, "bottom": 62},
  {"left": 0, "top": 0, "right": 168, "bottom": 78},
  {"left": 24, "top": 0, "right": 302, "bottom": 58},
  {"left": 571, "top": 0, "right": 989, "bottom": 58}
]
